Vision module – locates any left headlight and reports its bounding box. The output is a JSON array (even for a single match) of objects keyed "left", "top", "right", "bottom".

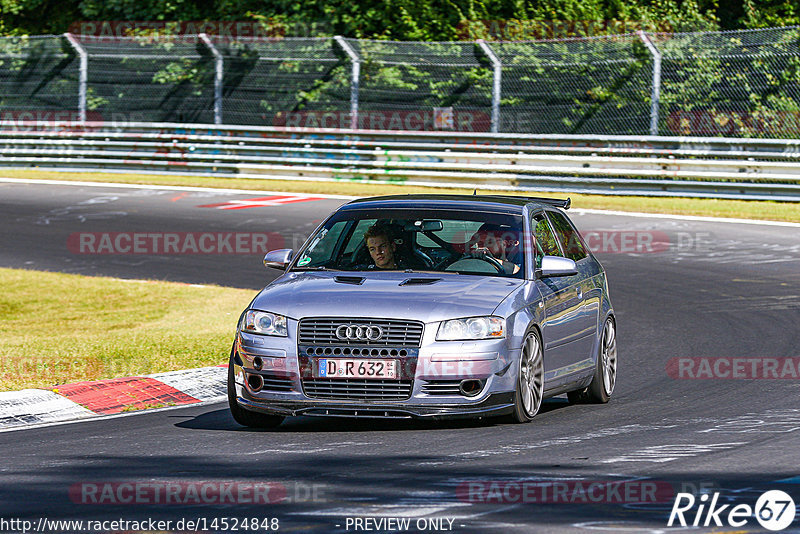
[
  {"left": 437, "top": 316, "right": 504, "bottom": 341},
  {"left": 240, "top": 310, "right": 288, "bottom": 337}
]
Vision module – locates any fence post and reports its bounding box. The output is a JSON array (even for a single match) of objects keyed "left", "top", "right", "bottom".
[
  {"left": 477, "top": 39, "right": 501, "bottom": 133},
  {"left": 637, "top": 30, "right": 662, "bottom": 136},
  {"left": 334, "top": 36, "right": 360, "bottom": 130},
  {"left": 63, "top": 33, "right": 87, "bottom": 124},
  {"left": 199, "top": 33, "right": 223, "bottom": 125}
]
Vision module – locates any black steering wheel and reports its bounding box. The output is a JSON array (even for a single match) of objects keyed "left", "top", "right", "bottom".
[{"left": 437, "top": 252, "right": 505, "bottom": 274}]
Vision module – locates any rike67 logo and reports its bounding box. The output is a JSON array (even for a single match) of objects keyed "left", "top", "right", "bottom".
[{"left": 669, "top": 490, "right": 796, "bottom": 531}]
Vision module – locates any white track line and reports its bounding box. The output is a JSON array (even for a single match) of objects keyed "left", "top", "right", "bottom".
[{"left": 572, "top": 208, "right": 800, "bottom": 228}]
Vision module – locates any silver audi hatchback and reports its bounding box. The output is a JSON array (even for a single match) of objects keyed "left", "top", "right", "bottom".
[{"left": 228, "top": 195, "right": 617, "bottom": 427}]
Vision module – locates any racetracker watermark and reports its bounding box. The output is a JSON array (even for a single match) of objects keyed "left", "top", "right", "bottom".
[
  {"left": 667, "top": 110, "right": 800, "bottom": 137},
  {"left": 69, "top": 481, "right": 326, "bottom": 505},
  {"left": 67, "top": 232, "right": 285, "bottom": 255},
  {"left": 455, "top": 229, "right": 710, "bottom": 257},
  {"left": 582, "top": 230, "right": 668, "bottom": 254},
  {"left": 416, "top": 359, "right": 494, "bottom": 379},
  {"left": 0, "top": 111, "right": 163, "bottom": 130},
  {"left": 456, "top": 480, "right": 674, "bottom": 504},
  {"left": 666, "top": 357, "right": 800, "bottom": 380},
  {"left": 454, "top": 19, "right": 678, "bottom": 40},
  {"left": 0, "top": 110, "right": 103, "bottom": 131},
  {"left": 580, "top": 230, "right": 713, "bottom": 254},
  {"left": 273, "top": 110, "right": 491, "bottom": 132},
  {"left": 68, "top": 21, "right": 331, "bottom": 40}
]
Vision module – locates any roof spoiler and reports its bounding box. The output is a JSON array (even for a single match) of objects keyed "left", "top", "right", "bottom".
[
  {"left": 526, "top": 196, "right": 571, "bottom": 210},
  {"left": 480, "top": 195, "right": 571, "bottom": 209}
]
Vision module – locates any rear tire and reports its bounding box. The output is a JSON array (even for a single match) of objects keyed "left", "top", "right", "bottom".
[
  {"left": 227, "top": 344, "right": 285, "bottom": 429},
  {"left": 505, "top": 329, "right": 544, "bottom": 423},
  {"left": 568, "top": 317, "right": 617, "bottom": 404}
]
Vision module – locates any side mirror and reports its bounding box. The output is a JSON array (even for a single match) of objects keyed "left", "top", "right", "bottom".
[
  {"left": 538, "top": 255, "right": 577, "bottom": 277},
  {"left": 263, "top": 249, "right": 294, "bottom": 270}
]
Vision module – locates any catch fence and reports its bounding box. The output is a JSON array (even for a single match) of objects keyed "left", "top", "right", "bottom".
[{"left": 1, "top": 27, "right": 799, "bottom": 137}]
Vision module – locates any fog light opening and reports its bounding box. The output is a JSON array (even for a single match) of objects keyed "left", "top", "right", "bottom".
[
  {"left": 246, "top": 373, "right": 264, "bottom": 393},
  {"left": 459, "top": 379, "right": 484, "bottom": 397}
]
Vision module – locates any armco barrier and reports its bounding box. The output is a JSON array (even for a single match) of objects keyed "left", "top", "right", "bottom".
[{"left": 1, "top": 122, "right": 799, "bottom": 201}]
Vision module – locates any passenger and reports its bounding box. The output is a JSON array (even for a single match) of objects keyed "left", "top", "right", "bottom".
[{"left": 467, "top": 224, "right": 521, "bottom": 275}]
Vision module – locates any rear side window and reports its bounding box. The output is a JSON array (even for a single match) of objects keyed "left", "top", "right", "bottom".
[
  {"left": 547, "top": 211, "right": 588, "bottom": 262},
  {"left": 531, "top": 213, "right": 561, "bottom": 268}
]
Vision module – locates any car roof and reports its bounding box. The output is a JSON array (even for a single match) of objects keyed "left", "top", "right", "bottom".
[{"left": 341, "top": 194, "right": 569, "bottom": 214}]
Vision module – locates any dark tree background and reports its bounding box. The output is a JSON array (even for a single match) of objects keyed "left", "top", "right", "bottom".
[{"left": 0, "top": 0, "right": 798, "bottom": 37}]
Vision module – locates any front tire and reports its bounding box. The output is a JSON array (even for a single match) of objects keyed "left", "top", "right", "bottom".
[
  {"left": 227, "top": 344, "right": 285, "bottom": 429},
  {"left": 568, "top": 316, "right": 617, "bottom": 404},
  {"left": 507, "top": 329, "right": 544, "bottom": 423}
]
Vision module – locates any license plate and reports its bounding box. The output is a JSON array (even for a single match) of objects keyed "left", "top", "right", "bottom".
[{"left": 317, "top": 358, "right": 397, "bottom": 379}]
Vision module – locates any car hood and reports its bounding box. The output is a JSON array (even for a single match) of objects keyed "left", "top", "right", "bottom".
[{"left": 251, "top": 271, "right": 523, "bottom": 323}]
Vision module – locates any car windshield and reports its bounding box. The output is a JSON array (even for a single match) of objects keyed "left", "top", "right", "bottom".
[{"left": 293, "top": 208, "right": 525, "bottom": 278}]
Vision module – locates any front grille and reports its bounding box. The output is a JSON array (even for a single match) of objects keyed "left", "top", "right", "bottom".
[
  {"left": 298, "top": 318, "right": 424, "bottom": 346},
  {"left": 302, "top": 379, "right": 413, "bottom": 400},
  {"left": 421, "top": 380, "right": 463, "bottom": 396}
]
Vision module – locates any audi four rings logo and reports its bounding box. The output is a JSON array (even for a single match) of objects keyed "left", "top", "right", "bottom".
[{"left": 336, "top": 324, "right": 384, "bottom": 341}]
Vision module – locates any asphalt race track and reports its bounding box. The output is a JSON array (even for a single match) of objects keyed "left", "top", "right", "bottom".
[{"left": 1, "top": 179, "right": 800, "bottom": 533}]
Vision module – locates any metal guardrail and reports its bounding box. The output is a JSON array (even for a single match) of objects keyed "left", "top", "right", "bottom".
[{"left": 1, "top": 122, "right": 799, "bottom": 201}]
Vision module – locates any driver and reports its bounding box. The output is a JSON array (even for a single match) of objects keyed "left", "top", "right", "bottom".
[
  {"left": 467, "top": 224, "right": 521, "bottom": 275},
  {"left": 364, "top": 224, "right": 406, "bottom": 270}
]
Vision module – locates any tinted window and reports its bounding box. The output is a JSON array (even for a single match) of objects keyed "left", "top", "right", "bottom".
[
  {"left": 547, "top": 211, "right": 588, "bottom": 262},
  {"left": 343, "top": 219, "right": 374, "bottom": 255},
  {"left": 531, "top": 213, "right": 560, "bottom": 268},
  {"left": 300, "top": 220, "right": 349, "bottom": 267}
]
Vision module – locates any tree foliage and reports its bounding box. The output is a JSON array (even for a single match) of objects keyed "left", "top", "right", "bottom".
[
  {"left": 1, "top": 1, "right": 798, "bottom": 137},
  {"left": 1, "top": 0, "right": 799, "bottom": 38}
]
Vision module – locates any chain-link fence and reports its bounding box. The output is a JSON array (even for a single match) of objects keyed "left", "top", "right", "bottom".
[
  {"left": 1, "top": 27, "right": 798, "bottom": 137},
  {"left": 212, "top": 36, "right": 350, "bottom": 127},
  {"left": 346, "top": 39, "right": 494, "bottom": 132},
  {"left": 654, "top": 27, "right": 800, "bottom": 138},
  {"left": 76, "top": 35, "right": 216, "bottom": 124},
  {"left": 493, "top": 34, "right": 654, "bottom": 134},
  {"left": 0, "top": 35, "right": 80, "bottom": 116}
]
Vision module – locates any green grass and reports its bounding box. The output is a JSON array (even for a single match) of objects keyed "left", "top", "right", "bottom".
[
  {"left": 0, "top": 267, "right": 255, "bottom": 391},
  {"left": 3, "top": 169, "right": 800, "bottom": 223}
]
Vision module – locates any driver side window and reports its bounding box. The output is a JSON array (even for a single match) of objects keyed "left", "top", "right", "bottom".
[{"left": 343, "top": 219, "right": 377, "bottom": 255}]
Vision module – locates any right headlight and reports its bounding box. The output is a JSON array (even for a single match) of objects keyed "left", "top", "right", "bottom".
[
  {"left": 239, "top": 310, "right": 288, "bottom": 337},
  {"left": 436, "top": 316, "right": 505, "bottom": 341}
]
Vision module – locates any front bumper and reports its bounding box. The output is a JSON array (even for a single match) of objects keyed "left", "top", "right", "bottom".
[{"left": 233, "top": 325, "right": 519, "bottom": 420}]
